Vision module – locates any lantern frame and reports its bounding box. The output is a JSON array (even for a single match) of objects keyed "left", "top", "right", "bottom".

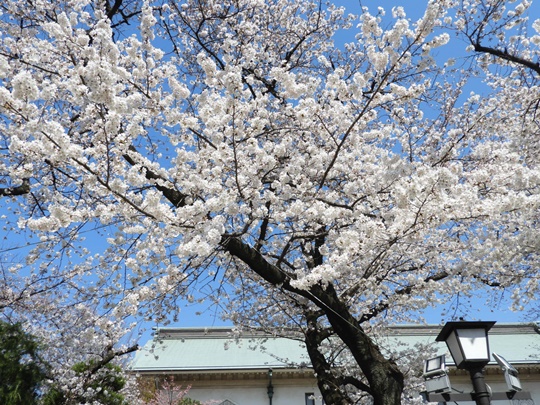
[{"left": 435, "top": 321, "right": 496, "bottom": 369}]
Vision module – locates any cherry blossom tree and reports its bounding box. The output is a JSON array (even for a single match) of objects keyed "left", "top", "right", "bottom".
[
  {"left": 1, "top": 0, "right": 539, "bottom": 404},
  {"left": 0, "top": 283, "right": 140, "bottom": 403},
  {"left": 140, "top": 377, "right": 202, "bottom": 405}
]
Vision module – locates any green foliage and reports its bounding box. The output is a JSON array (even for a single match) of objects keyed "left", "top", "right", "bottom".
[
  {"left": 0, "top": 321, "right": 47, "bottom": 405},
  {"left": 178, "top": 399, "right": 202, "bottom": 405},
  {"left": 41, "top": 388, "right": 65, "bottom": 405},
  {"left": 79, "top": 362, "right": 127, "bottom": 405}
]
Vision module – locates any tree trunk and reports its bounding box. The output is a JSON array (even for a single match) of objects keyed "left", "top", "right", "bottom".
[
  {"left": 304, "top": 312, "right": 355, "bottom": 405},
  {"left": 222, "top": 236, "right": 405, "bottom": 404},
  {"left": 309, "top": 284, "right": 404, "bottom": 405}
]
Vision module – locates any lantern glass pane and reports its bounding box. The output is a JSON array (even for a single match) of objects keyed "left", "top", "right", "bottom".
[
  {"left": 445, "top": 330, "right": 464, "bottom": 366},
  {"left": 456, "top": 328, "right": 489, "bottom": 361}
]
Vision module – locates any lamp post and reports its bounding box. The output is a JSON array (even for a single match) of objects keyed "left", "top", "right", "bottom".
[
  {"left": 267, "top": 368, "right": 274, "bottom": 405},
  {"left": 435, "top": 321, "right": 496, "bottom": 405}
]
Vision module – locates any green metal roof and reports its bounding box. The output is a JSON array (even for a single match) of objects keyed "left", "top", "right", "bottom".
[
  {"left": 131, "top": 323, "right": 540, "bottom": 373},
  {"left": 378, "top": 323, "right": 540, "bottom": 365},
  {"left": 132, "top": 327, "right": 311, "bottom": 372}
]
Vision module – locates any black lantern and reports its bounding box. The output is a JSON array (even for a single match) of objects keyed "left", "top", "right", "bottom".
[
  {"left": 436, "top": 321, "right": 496, "bottom": 405},
  {"left": 436, "top": 321, "right": 495, "bottom": 369}
]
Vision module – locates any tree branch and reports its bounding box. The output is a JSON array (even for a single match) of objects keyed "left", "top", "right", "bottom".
[
  {"left": 0, "top": 179, "right": 30, "bottom": 197},
  {"left": 303, "top": 311, "right": 357, "bottom": 404},
  {"left": 473, "top": 43, "right": 540, "bottom": 75},
  {"left": 88, "top": 344, "right": 139, "bottom": 375},
  {"left": 220, "top": 235, "right": 293, "bottom": 287},
  {"left": 106, "top": 0, "right": 123, "bottom": 20},
  {"left": 358, "top": 270, "right": 448, "bottom": 323},
  {"left": 222, "top": 234, "right": 404, "bottom": 404},
  {"left": 340, "top": 375, "right": 373, "bottom": 394},
  {"left": 123, "top": 146, "right": 188, "bottom": 208}
]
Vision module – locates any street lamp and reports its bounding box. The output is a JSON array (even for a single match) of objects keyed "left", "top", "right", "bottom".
[
  {"left": 436, "top": 321, "right": 496, "bottom": 405},
  {"left": 423, "top": 354, "right": 452, "bottom": 395},
  {"left": 267, "top": 368, "right": 274, "bottom": 405},
  {"left": 493, "top": 353, "right": 522, "bottom": 392}
]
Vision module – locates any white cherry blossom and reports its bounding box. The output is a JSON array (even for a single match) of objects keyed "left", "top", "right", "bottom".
[{"left": 1, "top": 0, "right": 539, "bottom": 403}]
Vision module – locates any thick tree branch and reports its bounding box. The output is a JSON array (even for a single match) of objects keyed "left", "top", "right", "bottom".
[
  {"left": 473, "top": 42, "right": 540, "bottom": 75},
  {"left": 105, "top": 0, "right": 123, "bottom": 20},
  {"left": 123, "top": 146, "right": 188, "bottom": 208},
  {"left": 0, "top": 179, "right": 30, "bottom": 197},
  {"left": 308, "top": 282, "right": 404, "bottom": 405},
  {"left": 304, "top": 311, "right": 356, "bottom": 404},
  {"left": 220, "top": 235, "right": 293, "bottom": 287},
  {"left": 221, "top": 235, "right": 404, "bottom": 404},
  {"left": 88, "top": 344, "right": 139, "bottom": 375},
  {"left": 341, "top": 376, "right": 373, "bottom": 394}
]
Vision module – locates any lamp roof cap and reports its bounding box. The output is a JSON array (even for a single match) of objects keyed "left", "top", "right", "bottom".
[{"left": 436, "top": 321, "right": 496, "bottom": 342}]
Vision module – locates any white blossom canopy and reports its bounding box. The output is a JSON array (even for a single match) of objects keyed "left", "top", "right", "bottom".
[{"left": 0, "top": 0, "right": 539, "bottom": 403}]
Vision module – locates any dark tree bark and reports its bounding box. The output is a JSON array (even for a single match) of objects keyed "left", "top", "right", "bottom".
[
  {"left": 0, "top": 179, "right": 30, "bottom": 196},
  {"left": 221, "top": 235, "right": 404, "bottom": 405},
  {"left": 304, "top": 312, "right": 356, "bottom": 405}
]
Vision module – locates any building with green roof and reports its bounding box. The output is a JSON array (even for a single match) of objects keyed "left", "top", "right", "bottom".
[{"left": 131, "top": 323, "right": 540, "bottom": 405}]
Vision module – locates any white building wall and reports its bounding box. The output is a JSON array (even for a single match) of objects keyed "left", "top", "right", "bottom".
[
  {"left": 186, "top": 381, "right": 323, "bottom": 405},
  {"left": 184, "top": 374, "right": 540, "bottom": 405}
]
